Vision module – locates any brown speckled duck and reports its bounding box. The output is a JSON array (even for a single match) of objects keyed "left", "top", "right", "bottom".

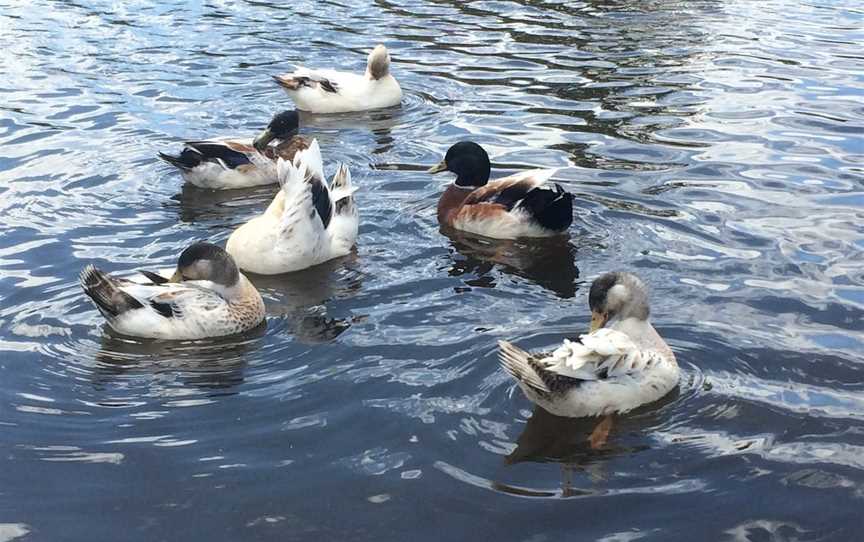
[
  {"left": 428, "top": 141, "right": 573, "bottom": 239},
  {"left": 80, "top": 242, "right": 265, "bottom": 339}
]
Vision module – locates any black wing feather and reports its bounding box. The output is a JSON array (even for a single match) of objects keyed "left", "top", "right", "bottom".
[
  {"left": 184, "top": 142, "right": 252, "bottom": 169},
  {"left": 139, "top": 270, "right": 170, "bottom": 285},
  {"left": 149, "top": 300, "right": 176, "bottom": 319},
  {"left": 310, "top": 179, "right": 333, "bottom": 229}
]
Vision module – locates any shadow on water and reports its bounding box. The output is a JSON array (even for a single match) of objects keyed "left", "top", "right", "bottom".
[
  {"left": 442, "top": 228, "right": 580, "bottom": 298},
  {"left": 248, "top": 253, "right": 364, "bottom": 344}
]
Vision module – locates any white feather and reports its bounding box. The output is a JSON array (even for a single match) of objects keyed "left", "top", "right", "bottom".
[
  {"left": 499, "top": 321, "right": 679, "bottom": 417},
  {"left": 275, "top": 46, "right": 402, "bottom": 114},
  {"left": 226, "top": 138, "right": 359, "bottom": 274}
]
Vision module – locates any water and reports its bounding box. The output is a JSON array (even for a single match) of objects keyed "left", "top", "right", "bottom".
[{"left": 1, "top": 0, "right": 862, "bottom": 539}]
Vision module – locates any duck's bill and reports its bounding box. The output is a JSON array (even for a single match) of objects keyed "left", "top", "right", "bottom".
[
  {"left": 168, "top": 269, "right": 184, "bottom": 283},
  {"left": 427, "top": 160, "right": 448, "bottom": 174},
  {"left": 590, "top": 311, "right": 607, "bottom": 332},
  {"left": 252, "top": 128, "right": 275, "bottom": 153}
]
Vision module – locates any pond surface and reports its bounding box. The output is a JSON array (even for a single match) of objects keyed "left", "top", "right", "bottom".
[{"left": 1, "top": 0, "right": 862, "bottom": 540}]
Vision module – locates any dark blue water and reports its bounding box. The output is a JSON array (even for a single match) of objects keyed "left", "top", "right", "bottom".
[{"left": 1, "top": 0, "right": 862, "bottom": 540}]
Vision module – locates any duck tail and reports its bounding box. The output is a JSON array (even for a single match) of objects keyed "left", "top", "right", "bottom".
[
  {"left": 519, "top": 183, "right": 573, "bottom": 233},
  {"left": 158, "top": 148, "right": 201, "bottom": 171},
  {"left": 330, "top": 163, "right": 357, "bottom": 215},
  {"left": 275, "top": 139, "right": 334, "bottom": 228},
  {"left": 79, "top": 265, "right": 144, "bottom": 319},
  {"left": 498, "top": 340, "right": 551, "bottom": 394},
  {"left": 366, "top": 44, "right": 391, "bottom": 79}
]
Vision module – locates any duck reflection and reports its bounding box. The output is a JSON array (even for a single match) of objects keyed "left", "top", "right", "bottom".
[
  {"left": 444, "top": 228, "right": 579, "bottom": 298},
  {"left": 247, "top": 252, "right": 363, "bottom": 344},
  {"left": 91, "top": 326, "right": 264, "bottom": 394},
  {"left": 492, "top": 407, "right": 642, "bottom": 496},
  {"left": 167, "top": 182, "right": 277, "bottom": 226},
  {"left": 500, "top": 391, "right": 681, "bottom": 493},
  {"left": 506, "top": 406, "right": 640, "bottom": 466}
]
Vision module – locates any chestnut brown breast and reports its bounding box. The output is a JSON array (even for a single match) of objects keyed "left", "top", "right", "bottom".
[
  {"left": 267, "top": 136, "right": 312, "bottom": 162},
  {"left": 437, "top": 184, "right": 473, "bottom": 227}
]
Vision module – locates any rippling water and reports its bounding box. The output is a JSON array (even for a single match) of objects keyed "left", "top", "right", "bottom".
[{"left": 1, "top": 0, "right": 862, "bottom": 540}]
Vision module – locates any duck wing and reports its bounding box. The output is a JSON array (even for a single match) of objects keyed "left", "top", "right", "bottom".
[
  {"left": 463, "top": 170, "right": 549, "bottom": 207},
  {"left": 273, "top": 68, "right": 340, "bottom": 94},
  {"left": 143, "top": 283, "right": 225, "bottom": 320},
  {"left": 159, "top": 139, "right": 256, "bottom": 171},
  {"left": 463, "top": 169, "right": 572, "bottom": 233},
  {"left": 498, "top": 329, "right": 658, "bottom": 396},
  {"left": 183, "top": 139, "right": 255, "bottom": 169},
  {"left": 80, "top": 266, "right": 224, "bottom": 322}
]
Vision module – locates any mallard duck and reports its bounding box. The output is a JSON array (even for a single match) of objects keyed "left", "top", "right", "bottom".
[
  {"left": 80, "top": 242, "right": 265, "bottom": 339},
  {"left": 273, "top": 44, "right": 402, "bottom": 114},
  {"left": 158, "top": 110, "right": 310, "bottom": 189},
  {"left": 428, "top": 141, "right": 573, "bottom": 239},
  {"left": 498, "top": 272, "right": 679, "bottom": 419},
  {"left": 226, "top": 139, "right": 358, "bottom": 274}
]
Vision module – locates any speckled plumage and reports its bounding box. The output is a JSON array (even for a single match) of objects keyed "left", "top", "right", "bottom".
[
  {"left": 80, "top": 243, "right": 265, "bottom": 340},
  {"left": 498, "top": 272, "right": 679, "bottom": 417}
]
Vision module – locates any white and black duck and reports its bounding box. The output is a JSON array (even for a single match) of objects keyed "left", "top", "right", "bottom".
[
  {"left": 158, "top": 110, "right": 310, "bottom": 189},
  {"left": 273, "top": 44, "right": 402, "bottom": 114},
  {"left": 226, "top": 139, "right": 359, "bottom": 274}
]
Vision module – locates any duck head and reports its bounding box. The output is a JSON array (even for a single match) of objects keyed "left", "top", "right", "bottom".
[
  {"left": 427, "top": 141, "right": 492, "bottom": 188},
  {"left": 253, "top": 110, "right": 300, "bottom": 152},
  {"left": 588, "top": 272, "right": 650, "bottom": 331},
  {"left": 169, "top": 242, "right": 240, "bottom": 289}
]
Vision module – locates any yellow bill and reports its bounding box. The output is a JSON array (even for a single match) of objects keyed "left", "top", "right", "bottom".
[
  {"left": 427, "top": 160, "right": 448, "bottom": 174},
  {"left": 590, "top": 311, "right": 607, "bottom": 332}
]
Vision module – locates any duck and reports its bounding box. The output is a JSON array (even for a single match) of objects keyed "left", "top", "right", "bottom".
[
  {"left": 158, "top": 110, "right": 310, "bottom": 190},
  {"left": 428, "top": 141, "right": 574, "bottom": 239},
  {"left": 498, "top": 271, "right": 679, "bottom": 421},
  {"left": 79, "top": 242, "right": 265, "bottom": 339},
  {"left": 273, "top": 44, "right": 402, "bottom": 114},
  {"left": 226, "top": 139, "right": 358, "bottom": 274}
]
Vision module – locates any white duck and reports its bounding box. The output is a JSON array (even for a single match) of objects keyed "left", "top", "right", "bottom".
[
  {"left": 226, "top": 139, "right": 359, "bottom": 274},
  {"left": 80, "top": 242, "right": 265, "bottom": 339},
  {"left": 273, "top": 44, "right": 402, "bottom": 114},
  {"left": 499, "top": 272, "right": 679, "bottom": 422},
  {"left": 158, "top": 110, "right": 310, "bottom": 190}
]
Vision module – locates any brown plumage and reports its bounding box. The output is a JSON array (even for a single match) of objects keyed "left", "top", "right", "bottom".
[
  {"left": 264, "top": 136, "right": 311, "bottom": 162},
  {"left": 430, "top": 142, "right": 573, "bottom": 239},
  {"left": 462, "top": 177, "right": 539, "bottom": 206}
]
